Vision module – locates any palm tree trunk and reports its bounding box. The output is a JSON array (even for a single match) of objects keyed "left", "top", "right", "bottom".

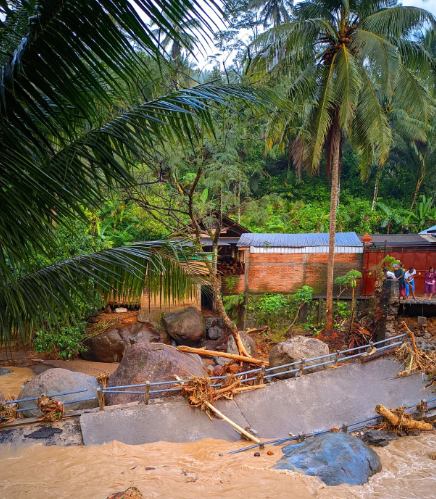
[
  {"left": 372, "top": 168, "right": 382, "bottom": 211},
  {"left": 325, "top": 114, "right": 341, "bottom": 334},
  {"left": 410, "top": 174, "right": 424, "bottom": 211}
]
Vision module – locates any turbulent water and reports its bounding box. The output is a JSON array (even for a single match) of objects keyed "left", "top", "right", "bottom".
[
  {"left": 1, "top": 434, "right": 435, "bottom": 499},
  {"left": 0, "top": 366, "right": 34, "bottom": 397}
]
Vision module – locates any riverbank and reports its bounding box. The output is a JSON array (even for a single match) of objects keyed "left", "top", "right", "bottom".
[{"left": 1, "top": 433, "right": 436, "bottom": 499}]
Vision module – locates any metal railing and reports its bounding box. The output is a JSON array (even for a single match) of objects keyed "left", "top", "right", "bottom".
[
  {"left": 101, "top": 333, "right": 407, "bottom": 399},
  {"left": 2, "top": 333, "right": 408, "bottom": 413},
  {"left": 228, "top": 395, "right": 436, "bottom": 455}
]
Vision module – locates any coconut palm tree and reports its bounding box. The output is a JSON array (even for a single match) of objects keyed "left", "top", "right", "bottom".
[
  {"left": 0, "top": 0, "right": 266, "bottom": 345},
  {"left": 247, "top": 0, "right": 435, "bottom": 332},
  {"left": 248, "top": 0, "right": 293, "bottom": 27}
]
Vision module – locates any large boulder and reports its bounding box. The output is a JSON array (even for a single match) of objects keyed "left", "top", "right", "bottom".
[
  {"left": 269, "top": 336, "right": 329, "bottom": 379},
  {"left": 214, "top": 332, "right": 256, "bottom": 366},
  {"left": 227, "top": 331, "right": 256, "bottom": 356},
  {"left": 17, "top": 368, "right": 98, "bottom": 417},
  {"left": 273, "top": 432, "right": 382, "bottom": 486},
  {"left": 162, "top": 307, "right": 206, "bottom": 345},
  {"left": 82, "top": 322, "right": 160, "bottom": 362},
  {"left": 106, "top": 343, "right": 208, "bottom": 405}
]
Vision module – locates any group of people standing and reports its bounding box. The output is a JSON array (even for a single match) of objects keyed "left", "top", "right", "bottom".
[{"left": 383, "top": 263, "right": 436, "bottom": 300}]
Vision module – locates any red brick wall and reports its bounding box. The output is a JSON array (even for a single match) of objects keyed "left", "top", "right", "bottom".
[{"left": 246, "top": 252, "right": 363, "bottom": 295}]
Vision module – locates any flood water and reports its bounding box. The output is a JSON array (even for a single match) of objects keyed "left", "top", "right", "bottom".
[
  {"left": 0, "top": 366, "right": 34, "bottom": 398},
  {"left": 1, "top": 433, "right": 435, "bottom": 499}
]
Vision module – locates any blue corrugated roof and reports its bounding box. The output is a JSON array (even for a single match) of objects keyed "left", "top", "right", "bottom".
[
  {"left": 237, "top": 232, "right": 363, "bottom": 248},
  {"left": 420, "top": 225, "right": 436, "bottom": 235}
]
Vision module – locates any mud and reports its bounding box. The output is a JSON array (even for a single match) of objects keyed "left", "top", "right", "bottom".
[{"left": 1, "top": 434, "right": 436, "bottom": 499}]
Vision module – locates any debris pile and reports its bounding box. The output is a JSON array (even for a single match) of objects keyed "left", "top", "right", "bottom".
[
  {"left": 374, "top": 404, "right": 434, "bottom": 434},
  {"left": 37, "top": 396, "right": 64, "bottom": 422},
  {"left": 0, "top": 397, "right": 17, "bottom": 426},
  {"left": 176, "top": 375, "right": 264, "bottom": 420}
]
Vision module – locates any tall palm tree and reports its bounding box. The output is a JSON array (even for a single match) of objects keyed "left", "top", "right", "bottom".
[
  {"left": 247, "top": 0, "right": 435, "bottom": 332},
  {"left": 0, "top": 0, "right": 266, "bottom": 345},
  {"left": 248, "top": 0, "right": 293, "bottom": 27}
]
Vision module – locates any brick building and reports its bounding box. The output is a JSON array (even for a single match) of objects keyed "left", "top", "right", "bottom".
[{"left": 230, "top": 232, "right": 364, "bottom": 296}]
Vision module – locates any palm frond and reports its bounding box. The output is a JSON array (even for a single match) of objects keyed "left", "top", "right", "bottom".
[
  {"left": 0, "top": 84, "right": 272, "bottom": 267},
  {"left": 0, "top": 240, "right": 209, "bottom": 345},
  {"left": 361, "top": 6, "right": 435, "bottom": 38}
]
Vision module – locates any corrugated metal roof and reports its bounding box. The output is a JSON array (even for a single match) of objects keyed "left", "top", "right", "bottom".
[
  {"left": 362, "top": 234, "right": 436, "bottom": 247},
  {"left": 420, "top": 225, "right": 436, "bottom": 235},
  {"left": 237, "top": 232, "right": 362, "bottom": 248}
]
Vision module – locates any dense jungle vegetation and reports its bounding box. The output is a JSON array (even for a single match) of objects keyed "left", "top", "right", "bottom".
[{"left": 2, "top": 0, "right": 436, "bottom": 347}]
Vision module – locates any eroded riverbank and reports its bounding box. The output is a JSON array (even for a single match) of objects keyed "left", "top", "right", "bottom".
[{"left": 1, "top": 434, "right": 436, "bottom": 499}]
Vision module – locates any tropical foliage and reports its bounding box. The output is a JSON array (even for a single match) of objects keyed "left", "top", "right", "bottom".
[{"left": 246, "top": 0, "right": 435, "bottom": 331}]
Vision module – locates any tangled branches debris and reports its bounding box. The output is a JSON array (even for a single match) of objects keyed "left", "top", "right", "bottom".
[
  {"left": 0, "top": 397, "right": 17, "bottom": 426},
  {"left": 395, "top": 343, "right": 436, "bottom": 380},
  {"left": 349, "top": 323, "right": 372, "bottom": 350},
  {"left": 374, "top": 404, "right": 433, "bottom": 434},
  {"left": 96, "top": 371, "right": 110, "bottom": 388},
  {"left": 37, "top": 396, "right": 64, "bottom": 422},
  {"left": 176, "top": 375, "right": 264, "bottom": 420}
]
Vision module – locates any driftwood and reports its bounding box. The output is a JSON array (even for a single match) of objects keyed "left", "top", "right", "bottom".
[
  {"left": 375, "top": 404, "right": 434, "bottom": 431},
  {"left": 246, "top": 326, "right": 269, "bottom": 335},
  {"left": 203, "top": 401, "right": 262, "bottom": 445},
  {"left": 177, "top": 345, "right": 268, "bottom": 365},
  {"left": 360, "top": 346, "right": 397, "bottom": 363},
  {"left": 402, "top": 321, "right": 419, "bottom": 355}
]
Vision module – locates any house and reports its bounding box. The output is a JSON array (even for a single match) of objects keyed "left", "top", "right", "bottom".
[
  {"left": 360, "top": 233, "right": 436, "bottom": 296},
  {"left": 139, "top": 215, "right": 251, "bottom": 319},
  {"left": 233, "top": 232, "right": 364, "bottom": 296}
]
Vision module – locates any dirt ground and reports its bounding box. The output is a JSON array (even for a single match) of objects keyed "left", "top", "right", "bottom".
[{"left": 396, "top": 315, "right": 436, "bottom": 337}]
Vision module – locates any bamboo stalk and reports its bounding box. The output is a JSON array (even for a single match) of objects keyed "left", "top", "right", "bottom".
[
  {"left": 204, "top": 401, "right": 263, "bottom": 446},
  {"left": 375, "top": 404, "right": 433, "bottom": 431},
  {"left": 177, "top": 345, "right": 268, "bottom": 365}
]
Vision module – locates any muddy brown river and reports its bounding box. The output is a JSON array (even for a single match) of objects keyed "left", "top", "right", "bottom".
[{"left": 1, "top": 434, "right": 435, "bottom": 499}]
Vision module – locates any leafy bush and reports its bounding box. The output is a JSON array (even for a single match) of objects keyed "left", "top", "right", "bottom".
[
  {"left": 34, "top": 321, "right": 87, "bottom": 360},
  {"left": 223, "top": 293, "right": 245, "bottom": 320}
]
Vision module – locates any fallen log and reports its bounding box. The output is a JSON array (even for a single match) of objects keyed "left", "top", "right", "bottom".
[
  {"left": 375, "top": 404, "right": 434, "bottom": 431},
  {"left": 177, "top": 345, "right": 268, "bottom": 365},
  {"left": 360, "top": 346, "right": 397, "bottom": 363},
  {"left": 203, "top": 401, "right": 263, "bottom": 446},
  {"left": 246, "top": 326, "right": 269, "bottom": 335}
]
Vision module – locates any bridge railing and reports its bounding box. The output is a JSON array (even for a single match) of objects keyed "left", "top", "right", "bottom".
[
  {"left": 3, "top": 333, "right": 408, "bottom": 411},
  {"left": 102, "top": 333, "right": 407, "bottom": 397}
]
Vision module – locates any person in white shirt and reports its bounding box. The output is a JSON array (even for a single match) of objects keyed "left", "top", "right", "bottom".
[
  {"left": 404, "top": 267, "right": 417, "bottom": 300},
  {"left": 383, "top": 268, "right": 395, "bottom": 279}
]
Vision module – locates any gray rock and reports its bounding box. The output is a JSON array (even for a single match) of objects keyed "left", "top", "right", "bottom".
[
  {"left": 207, "top": 326, "right": 222, "bottom": 340},
  {"left": 162, "top": 307, "right": 206, "bottom": 345},
  {"left": 269, "top": 336, "right": 329, "bottom": 379},
  {"left": 227, "top": 332, "right": 256, "bottom": 356},
  {"left": 362, "top": 430, "right": 398, "bottom": 447},
  {"left": 17, "top": 368, "right": 99, "bottom": 417},
  {"left": 185, "top": 353, "right": 204, "bottom": 366},
  {"left": 106, "top": 343, "right": 207, "bottom": 405},
  {"left": 213, "top": 356, "right": 230, "bottom": 366},
  {"left": 82, "top": 322, "right": 160, "bottom": 363},
  {"left": 0, "top": 367, "right": 11, "bottom": 376},
  {"left": 424, "top": 333, "right": 432, "bottom": 339},
  {"left": 273, "top": 432, "right": 382, "bottom": 486}
]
